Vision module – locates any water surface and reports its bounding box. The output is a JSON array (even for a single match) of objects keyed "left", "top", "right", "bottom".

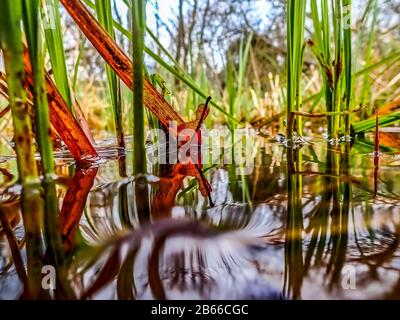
[{"left": 1, "top": 133, "right": 400, "bottom": 300}]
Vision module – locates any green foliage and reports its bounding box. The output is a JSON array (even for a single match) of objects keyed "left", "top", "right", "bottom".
[{"left": 82, "top": 0, "right": 241, "bottom": 125}]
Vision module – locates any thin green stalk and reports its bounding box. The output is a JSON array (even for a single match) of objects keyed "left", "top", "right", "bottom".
[
  {"left": 354, "top": 51, "right": 400, "bottom": 77},
  {"left": 42, "top": 0, "right": 74, "bottom": 111},
  {"left": 309, "top": 0, "right": 332, "bottom": 124},
  {"left": 332, "top": 0, "right": 343, "bottom": 139},
  {"left": 360, "top": 0, "right": 378, "bottom": 110},
  {"left": 352, "top": 111, "right": 400, "bottom": 133},
  {"left": 237, "top": 34, "right": 253, "bottom": 118},
  {"left": 0, "top": 0, "right": 44, "bottom": 298},
  {"left": 95, "top": 0, "right": 125, "bottom": 148},
  {"left": 226, "top": 55, "right": 235, "bottom": 122},
  {"left": 296, "top": 1, "right": 307, "bottom": 134},
  {"left": 320, "top": 0, "right": 334, "bottom": 135},
  {"left": 310, "top": 0, "right": 323, "bottom": 52},
  {"left": 287, "top": 0, "right": 293, "bottom": 137},
  {"left": 310, "top": 0, "right": 399, "bottom": 135},
  {"left": 72, "top": 37, "right": 86, "bottom": 91},
  {"left": 287, "top": 0, "right": 306, "bottom": 138},
  {"left": 311, "top": 0, "right": 350, "bottom": 139},
  {"left": 23, "top": 0, "right": 61, "bottom": 259},
  {"left": 285, "top": 2, "right": 305, "bottom": 300},
  {"left": 343, "top": 0, "right": 352, "bottom": 136},
  {"left": 132, "top": 0, "right": 146, "bottom": 174}
]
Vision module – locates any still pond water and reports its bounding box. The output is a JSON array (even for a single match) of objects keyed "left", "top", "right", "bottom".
[{"left": 1, "top": 132, "right": 400, "bottom": 299}]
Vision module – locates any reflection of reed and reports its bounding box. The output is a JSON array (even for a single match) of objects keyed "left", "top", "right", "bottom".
[
  {"left": 135, "top": 175, "right": 151, "bottom": 224},
  {"left": 4, "top": 137, "right": 400, "bottom": 299},
  {"left": 292, "top": 140, "right": 400, "bottom": 297},
  {"left": 75, "top": 217, "right": 283, "bottom": 300},
  {"left": 0, "top": 206, "right": 26, "bottom": 287},
  {"left": 284, "top": 145, "right": 303, "bottom": 299},
  {"left": 60, "top": 166, "right": 98, "bottom": 251},
  {"left": 326, "top": 144, "right": 349, "bottom": 290},
  {"left": 77, "top": 219, "right": 216, "bottom": 299},
  {"left": 71, "top": 142, "right": 400, "bottom": 299}
]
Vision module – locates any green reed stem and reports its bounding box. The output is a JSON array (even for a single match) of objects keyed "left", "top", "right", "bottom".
[
  {"left": 132, "top": 0, "right": 146, "bottom": 174},
  {"left": 22, "top": 0, "right": 64, "bottom": 262},
  {"left": 360, "top": 0, "right": 378, "bottom": 110},
  {"left": 310, "top": 0, "right": 334, "bottom": 136},
  {"left": 287, "top": 0, "right": 293, "bottom": 137},
  {"left": 0, "top": 0, "right": 44, "bottom": 298},
  {"left": 343, "top": 0, "right": 352, "bottom": 136},
  {"left": 226, "top": 33, "right": 252, "bottom": 129},
  {"left": 43, "top": 0, "right": 74, "bottom": 112},
  {"left": 332, "top": 0, "right": 343, "bottom": 139},
  {"left": 287, "top": 0, "right": 306, "bottom": 138},
  {"left": 322, "top": 0, "right": 334, "bottom": 136},
  {"left": 227, "top": 55, "right": 235, "bottom": 123},
  {"left": 237, "top": 34, "right": 253, "bottom": 118},
  {"left": 22, "top": 0, "right": 55, "bottom": 185},
  {"left": 72, "top": 37, "right": 86, "bottom": 92}
]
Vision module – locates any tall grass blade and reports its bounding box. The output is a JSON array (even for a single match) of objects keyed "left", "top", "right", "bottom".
[
  {"left": 332, "top": 0, "right": 344, "bottom": 139},
  {"left": 343, "top": 0, "right": 352, "bottom": 135},
  {"left": 359, "top": 0, "right": 378, "bottom": 110},
  {"left": 42, "top": 0, "right": 74, "bottom": 111},
  {"left": 287, "top": 0, "right": 306, "bottom": 138},
  {"left": 353, "top": 51, "right": 400, "bottom": 77},
  {"left": 132, "top": 0, "right": 146, "bottom": 174}
]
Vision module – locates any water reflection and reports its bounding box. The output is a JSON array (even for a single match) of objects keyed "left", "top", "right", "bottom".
[{"left": 1, "top": 136, "right": 400, "bottom": 299}]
